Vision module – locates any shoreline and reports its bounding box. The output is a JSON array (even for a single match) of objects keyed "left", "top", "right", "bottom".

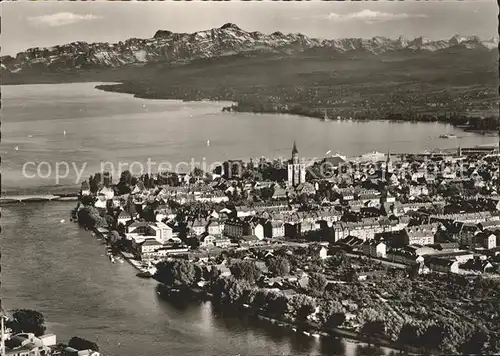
[
  {"left": 82, "top": 221, "right": 416, "bottom": 354},
  {"left": 95, "top": 83, "right": 498, "bottom": 135},
  {"left": 160, "top": 286, "right": 421, "bottom": 355}
]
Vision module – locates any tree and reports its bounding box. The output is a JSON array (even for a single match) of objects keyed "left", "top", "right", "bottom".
[
  {"left": 212, "top": 276, "right": 250, "bottom": 305},
  {"left": 120, "top": 170, "right": 132, "bottom": 185},
  {"left": 397, "top": 323, "right": 422, "bottom": 347},
  {"left": 263, "top": 291, "right": 288, "bottom": 318},
  {"left": 6, "top": 309, "right": 46, "bottom": 336},
  {"left": 318, "top": 299, "right": 345, "bottom": 326},
  {"left": 192, "top": 167, "right": 205, "bottom": 178},
  {"left": 307, "top": 273, "right": 327, "bottom": 297},
  {"left": 460, "top": 327, "right": 489, "bottom": 354},
  {"left": 77, "top": 206, "right": 108, "bottom": 229},
  {"left": 420, "top": 322, "right": 445, "bottom": 351},
  {"left": 230, "top": 260, "right": 262, "bottom": 283},
  {"left": 68, "top": 336, "right": 99, "bottom": 351},
  {"left": 324, "top": 312, "right": 346, "bottom": 329},
  {"left": 266, "top": 257, "right": 291, "bottom": 276},
  {"left": 287, "top": 294, "right": 316, "bottom": 322},
  {"left": 155, "top": 260, "right": 200, "bottom": 288},
  {"left": 361, "top": 320, "right": 386, "bottom": 338}
]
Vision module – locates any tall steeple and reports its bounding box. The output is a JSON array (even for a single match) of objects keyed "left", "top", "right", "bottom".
[
  {"left": 386, "top": 149, "right": 393, "bottom": 175},
  {"left": 292, "top": 141, "right": 299, "bottom": 164}
]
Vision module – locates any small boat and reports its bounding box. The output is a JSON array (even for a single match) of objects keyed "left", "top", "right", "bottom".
[
  {"left": 110, "top": 256, "right": 115, "bottom": 263},
  {"left": 322, "top": 110, "right": 328, "bottom": 121},
  {"left": 312, "top": 333, "right": 320, "bottom": 338},
  {"left": 439, "top": 134, "right": 457, "bottom": 139},
  {"left": 63, "top": 130, "right": 67, "bottom": 136},
  {"left": 292, "top": 328, "right": 297, "bottom": 332},
  {"left": 302, "top": 331, "right": 311, "bottom": 336},
  {"left": 136, "top": 271, "right": 153, "bottom": 278},
  {"left": 14, "top": 146, "right": 19, "bottom": 151},
  {"left": 28, "top": 135, "right": 33, "bottom": 138},
  {"left": 206, "top": 139, "right": 210, "bottom": 147}
]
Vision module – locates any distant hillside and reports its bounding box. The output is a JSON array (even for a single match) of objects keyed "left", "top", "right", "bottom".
[{"left": 2, "top": 24, "right": 498, "bottom": 130}]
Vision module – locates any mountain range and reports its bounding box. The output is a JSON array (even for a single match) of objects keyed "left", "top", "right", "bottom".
[{"left": 1, "top": 23, "right": 498, "bottom": 74}]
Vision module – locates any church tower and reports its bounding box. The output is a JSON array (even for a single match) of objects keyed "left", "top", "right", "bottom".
[
  {"left": 386, "top": 151, "right": 394, "bottom": 174},
  {"left": 288, "top": 141, "right": 306, "bottom": 186}
]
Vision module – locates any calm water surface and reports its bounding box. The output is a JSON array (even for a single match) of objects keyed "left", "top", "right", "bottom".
[
  {"left": 2, "top": 82, "right": 496, "bottom": 193},
  {"left": 3, "top": 202, "right": 390, "bottom": 356}
]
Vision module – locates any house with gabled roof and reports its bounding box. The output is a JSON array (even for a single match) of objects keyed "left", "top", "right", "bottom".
[
  {"left": 99, "top": 186, "right": 115, "bottom": 200},
  {"left": 117, "top": 210, "right": 132, "bottom": 226},
  {"left": 426, "top": 257, "right": 459, "bottom": 273},
  {"left": 361, "top": 240, "right": 387, "bottom": 258}
]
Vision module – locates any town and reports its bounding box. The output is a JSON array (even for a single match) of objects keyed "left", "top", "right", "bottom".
[{"left": 72, "top": 142, "right": 500, "bottom": 354}]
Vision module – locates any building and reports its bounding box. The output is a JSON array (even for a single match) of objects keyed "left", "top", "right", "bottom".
[
  {"left": 474, "top": 232, "right": 497, "bottom": 249},
  {"left": 287, "top": 141, "right": 306, "bottom": 187},
  {"left": 264, "top": 220, "right": 285, "bottom": 238},
  {"left": 136, "top": 238, "right": 164, "bottom": 261},
  {"left": 200, "top": 234, "right": 217, "bottom": 248},
  {"left": 361, "top": 240, "right": 387, "bottom": 258},
  {"left": 427, "top": 257, "right": 460, "bottom": 273},
  {"left": 402, "top": 224, "right": 437, "bottom": 246},
  {"left": 4, "top": 333, "right": 56, "bottom": 356},
  {"left": 224, "top": 218, "right": 245, "bottom": 239},
  {"left": 222, "top": 160, "right": 244, "bottom": 179},
  {"left": 459, "top": 146, "right": 498, "bottom": 156},
  {"left": 98, "top": 186, "right": 115, "bottom": 200},
  {"left": 117, "top": 210, "right": 132, "bottom": 226},
  {"left": 189, "top": 218, "right": 209, "bottom": 236},
  {"left": 207, "top": 219, "right": 224, "bottom": 236}
]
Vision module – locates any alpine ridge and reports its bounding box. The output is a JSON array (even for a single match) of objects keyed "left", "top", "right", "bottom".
[{"left": 1, "top": 23, "right": 497, "bottom": 74}]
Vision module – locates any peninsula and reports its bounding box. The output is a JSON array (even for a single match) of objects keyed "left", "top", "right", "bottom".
[{"left": 73, "top": 144, "right": 500, "bottom": 355}]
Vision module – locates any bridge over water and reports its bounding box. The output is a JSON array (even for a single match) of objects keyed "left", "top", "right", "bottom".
[{"left": 0, "top": 194, "right": 78, "bottom": 204}]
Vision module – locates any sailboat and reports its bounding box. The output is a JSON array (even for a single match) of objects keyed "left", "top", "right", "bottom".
[
  {"left": 206, "top": 140, "right": 210, "bottom": 147},
  {"left": 14, "top": 146, "right": 19, "bottom": 151},
  {"left": 323, "top": 109, "right": 328, "bottom": 121},
  {"left": 63, "top": 130, "right": 67, "bottom": 136}
]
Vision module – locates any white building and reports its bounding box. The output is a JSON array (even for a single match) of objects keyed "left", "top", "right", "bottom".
[{"left": 287, "top": 141, "right": 306, "bottom": 187}]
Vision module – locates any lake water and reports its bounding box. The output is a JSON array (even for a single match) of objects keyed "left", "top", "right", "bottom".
[
  {"left": 2, "top": 202, "right": 390, "bottom": 356},
  {"left": 2, "top": 82, "right": 496, "bottom": 194}
]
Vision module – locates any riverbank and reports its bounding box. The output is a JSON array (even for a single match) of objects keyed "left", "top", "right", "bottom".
[{"left": 159, "top": 285, "right": 420, "bottom": 355}]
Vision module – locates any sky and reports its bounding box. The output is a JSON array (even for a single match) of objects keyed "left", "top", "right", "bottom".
[{"left": 1, "top": 1, "right": 498, "bottom": 56}]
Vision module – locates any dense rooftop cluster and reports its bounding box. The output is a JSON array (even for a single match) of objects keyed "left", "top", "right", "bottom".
[{"left": 74, "top": 145, "right": 500, "bottom": 354}]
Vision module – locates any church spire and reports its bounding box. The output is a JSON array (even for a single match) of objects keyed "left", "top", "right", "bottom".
[{"left": 292, "top": 140, "right": 298, "bottom": 155}]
